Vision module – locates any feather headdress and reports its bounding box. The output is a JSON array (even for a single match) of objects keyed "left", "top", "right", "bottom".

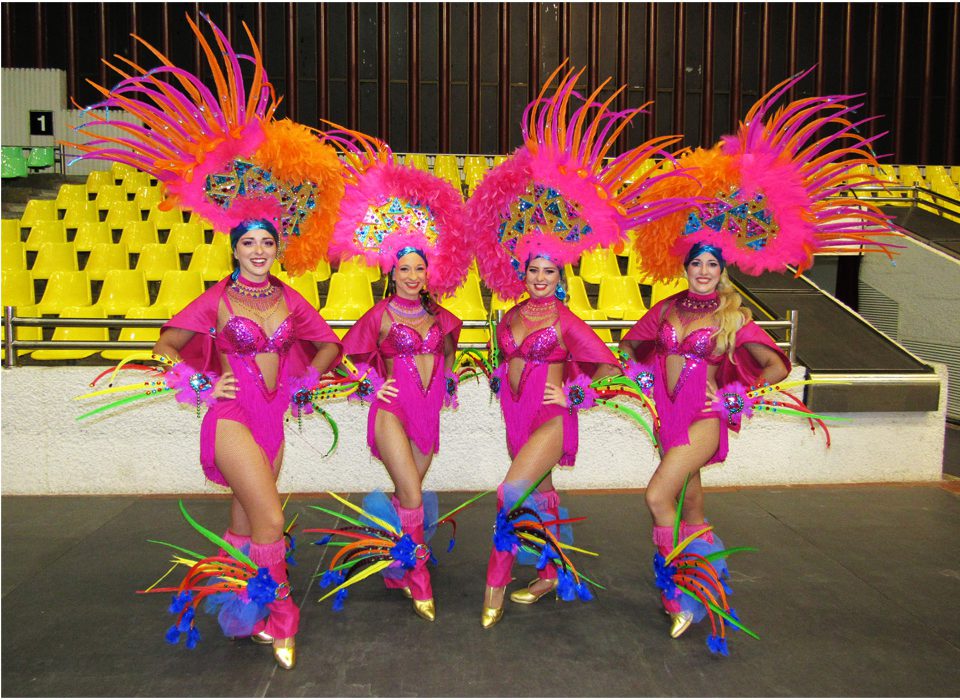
[
  {"left": 324, "top": 126, "right": 472, "bottom": 298},
  {"left": 631, "top": 67, "right": 901, "bottom": 282},
  {"left": 65, "top": 14, "right": 344, "bottom": 275},
  {"left": 466, "top": 62, "right": 694, "bottom": 299}
]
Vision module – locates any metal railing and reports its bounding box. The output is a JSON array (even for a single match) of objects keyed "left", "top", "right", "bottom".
[{"left": 2, "top": 306, "right": 798, "bottom": 369}]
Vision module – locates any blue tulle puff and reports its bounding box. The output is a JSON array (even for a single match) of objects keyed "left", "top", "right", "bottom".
[
  {"left": 205, "top": 591, "right": 269, "bottom": 638},
  {"left": 422, "top": 491, "right": 439, "bottom": 543},
  {"left": 360, "top": 490, "right": 402, "bottom": 535}
]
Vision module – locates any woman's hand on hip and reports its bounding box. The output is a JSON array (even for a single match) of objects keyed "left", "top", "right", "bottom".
[
  {"left": 377, "top": 378, "right": 399, "bottom": 404},
  {"left": 212, "top": 371, "right": 238, "bottom": 400}
]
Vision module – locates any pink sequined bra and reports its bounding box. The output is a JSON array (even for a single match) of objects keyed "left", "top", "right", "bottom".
[
  {"left": 380, "top": 321, "right": 443, "bottom": 358},
  {"left": 499, "top": 323, "right": 567, "bottom": 363},
  {"left": 215, "top": 296, "right": 295, "bottom": 356},
  {"left": 655, "top": 321, "right": 722, "bottom": 365}
]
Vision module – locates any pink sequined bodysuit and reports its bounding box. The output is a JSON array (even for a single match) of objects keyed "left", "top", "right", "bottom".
[
  {"left": 354, "top": 297, "right": 456, "bottom": 461},
  {"left": 198, "top": 294, "right": 298, "bottom": 484},
  {"left": 497, "top": 301, "right": 580, "bottom": 466}
]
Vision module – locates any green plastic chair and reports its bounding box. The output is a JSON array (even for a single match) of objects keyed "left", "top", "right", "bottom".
[
  {"left": 2, "top": 147, "right": 27, "bottom": 178},
  {"left": 26, "top": 147, "right": 55, "bottom": 171}
]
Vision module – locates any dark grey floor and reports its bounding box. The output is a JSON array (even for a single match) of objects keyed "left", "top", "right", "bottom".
[{"left": 3, "top": 486, "right": 959, "bottom": 697}]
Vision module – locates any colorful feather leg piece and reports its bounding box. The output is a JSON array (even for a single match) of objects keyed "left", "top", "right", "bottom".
[{"left": 138, "top": 501, "right": 287, "bottom": 647}]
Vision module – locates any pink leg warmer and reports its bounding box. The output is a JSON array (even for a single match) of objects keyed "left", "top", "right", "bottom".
[
  {"left": 220, "top": 530, "right": 251, "bottom": 557},
  {"left": 486, "top": 483, "right": 516, "bottom": 588},
  {"left": 652, "top": 525, "right": 682, "bottom": 613},
  {"left": 249, "top": 539, "right": 299, "bottom": 639},
  {"left": 396, "top": 503, "right": 432, "bottom": 601},
  {"left": 382, "top": 495, "right": 410, "bottom": 591},
  {"left": 534, "top": 489, "right": 560, "bottom": 581},
  {"left": 680, "top": 520, "right": 715, "bottom": 545}
]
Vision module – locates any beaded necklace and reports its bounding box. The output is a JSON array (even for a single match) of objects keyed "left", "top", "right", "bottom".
[
  {"left": 675, "top": 290, "right": 720, "bottom": 326},
  {"left": 388, "top": 294, "right": 432, "bottom": 330},
  {"left": 228, "top": 275, "right": 282, "bottom": 318},
  {"left": 519, "top": 296, "right": 559, "bottom": 330}
]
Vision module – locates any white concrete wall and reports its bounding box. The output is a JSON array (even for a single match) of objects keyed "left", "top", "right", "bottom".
[{"left": 0, "top": 364, "right": 947, "bottom": 495}]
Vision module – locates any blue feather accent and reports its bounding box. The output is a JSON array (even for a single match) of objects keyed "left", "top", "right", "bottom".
[
  {"left": 176, "top": 606, "right": 195, "bottom": 632},
  {"left": 493, "top": 509, "right": 520, "bottom": 552},
  {"left": 185, "top": 627, "right": 201, "bottom": 649},
  {"left": 389, "top": 533, "right": 419, "bottom": 569},
  {"left": 446, "top": 537, "right": 455, "bottom": 553},
  {"left": 246, "top": 567, "right": 280, "bottom": 606},
  {"left": 315, "top": 535, "right": 332, "bottom": 546},
  {"left": 164, "top": 625, "right": 181, "bottom": 645},
  {"left": 332, "top": 588, "right": 348, "bottom": 612},
  {"left": 652, "top": 553, "right": 678, "bottom": 600},
  {"left": 168, "top": 590, "right": 193, "bottom": 615},
  {"left": 706, "top": 634, "right": 729, "bottom": 656},
  {"left": 576, "top": 582, "right": 594, "bottom": 602},
  {"left": 557, "top": 570, "right": 576, "bottom": 601}
]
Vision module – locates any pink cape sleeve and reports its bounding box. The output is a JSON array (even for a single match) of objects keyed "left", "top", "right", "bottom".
[
  {"left": 341, "top": 299, "right": 390, "bottom": 377},
  {"left": 282, "top": 281, "right": 343, "bottom": 378},
  {"left": 162, "top": 278, "right": 229, "bottom": 376},
  {"left": 716, "top": 319, "right": 791, "bottom": 387},
  {"left": 557, "top": 305, "right": 618, "bottom": 379}
]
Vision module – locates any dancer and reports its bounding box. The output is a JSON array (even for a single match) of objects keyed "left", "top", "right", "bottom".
[
  {"left": 624, "top": 67, "right": 900, "bottom": 650},
  {"left": 153, "top": 219, "right": 342, "bottom": 667},
  {"left": 619, "top": 242, "right": 788, "bottom": 639},
  {"left": 327, "top": 127, "right": 472, "bottom": 621},
  {"left": 465, "top": 63, "right": 694, "bottom": 628},
  {"left": 70, "top": 15, "right": 347, "bottom": 669}
]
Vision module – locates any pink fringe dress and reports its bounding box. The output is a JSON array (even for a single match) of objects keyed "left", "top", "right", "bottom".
[
  {"left": 496, "top": 301, "right": 617, "bottom": 466},
  {"left": 164, "top": 276, "right": 342, "bottom": 486},
  {"left": 342, "top": 297, "right": 462, "bottom": 460},
  {"left": 622, "top": 292, "right": 790, "bottom": 464}
]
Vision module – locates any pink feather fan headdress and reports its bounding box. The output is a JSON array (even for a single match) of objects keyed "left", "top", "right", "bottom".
[
  {"left": 65, "top": 13, "right": 345, "bottom": 276},
  {"left": 466, "top": 61, "right": 695, "bottom": 300},
  {"left": 323, "top": 126, "right": 472, "bottom": 298},
  {"left": 630, "top": 66, "right": 902, "bottom": 282}
]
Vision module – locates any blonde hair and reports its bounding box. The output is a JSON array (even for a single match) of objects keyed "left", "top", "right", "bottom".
[{"left": 711, "top": 269, "right": 751, "bottom": 358}]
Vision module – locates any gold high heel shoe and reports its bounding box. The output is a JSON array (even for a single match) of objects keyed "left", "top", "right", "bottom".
[
  {"left": 273, "top": 638, "right": 296, "bottom": 670},
  {"left": 401, "top": 586, "right": 412, "bottom": 600},
  {"left": 509, "top": 577, "right": 558, "bottom": 605},
  {"left": 412, "top": 597, "right": 436, "bottom": 622},
  {"left": 481, "top": 586, "right": 506, "bottom": 629},
  {"left": 669, "top": 611, "right": 694, "bottom": 639}
]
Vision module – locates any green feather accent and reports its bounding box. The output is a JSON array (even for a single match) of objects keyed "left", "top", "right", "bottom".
[
  {"left": 431, "top": 490, "right": 492, "bottom": 527},
  {"left": 596, "top": 399, "right": 657, "bottom": 445},
  {"left": 307, "top": 504, "right": 368, "bottom": 529},
  {"left": 758, "top": 405, "right": 849, "bottom": 421},
  {"left": 673, "top": 476, "right": 690, "bottom": 548},
  {"left": 146, "top": 539, "right": 206, "bottom": 560},
  {"left": 509, "top": 469, "right": 552, "bottom": 513},
  {"left": 312, "top": 405, "right": 339, "bottom": 456},
  {"left": 76, "top": 389, "right": 173, "bottom": 420},
  {"left": 702, "top": 546, "right": 758, "bottom": 561},
  {"left": 177, "top": 500, "right": 255, "bottom": 568}
]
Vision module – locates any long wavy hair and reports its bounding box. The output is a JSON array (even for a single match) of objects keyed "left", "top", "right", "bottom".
[{"left": 710, "top": 269, "right": 752, "bottom": 359}]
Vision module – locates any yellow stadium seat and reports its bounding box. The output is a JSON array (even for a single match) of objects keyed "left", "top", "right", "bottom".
[
  {"left": 2, "top": 218, "right": 21, "bottom": 245},
  {"left": 135, "top": 243, "right": 181, "bottom": 281},
  {"left": 85, "top": 170, "right": 115, "bottom": 194},
  {"left": 578, "top": 248, "right": 621, "bottom": 284},
  {"left": 134, "top": 186, "right": 163, "bottom": 212},
  {"left": 311, "top": 258, "right": 332, "bottom": 282},
  {"left": 650, "top": 277, "right": 688, "bottom": 306},
  {"left": 490, "top": 292, "right": 526, "bottom": 316},
  {"left": 210, "top": 234, "right": 231, "bottom": 254},
  {"left": 147, "top": 206, "right": 187, "bottom": 230},
  {"left": 187, "top": 244, "right": 232, "bottom": 282},
  {"left": 104, "top": 201, "right": 142, "bottom": 230},
  {"left": 338, "top": 256, "right": 381, "bottom": 283},
  {"left": 493, "top": 155, "right": 508, "bottom": 166},
  {"left": 276, "top": 271, "right": 319, "bottom": 309},
  {"left": 570, "top": 307, "right": 613, "bottom": 343},
  {"left": 597, "top": 276, "right": 647, "bottom": 320},
  {"left": 20, "top": 199, "right": 58, "bottom": 227},
  {"left": 35, "top": 271, "right": 92, "bottom": 315},
  {"left": 442, "top": 273, "right": 488, "bottom": 343},
  {"left": 320, "top": 272, "right": 374, "bottom": 337},
  {"left": 626, "top": 248, "right": 658, "bottom": 284},
  {"left": 2, "top": 241, "right": 27, "bottom": 271},
  {"left": 94, "top": 185, "right": 129, "bottom": 211},
  {"left": 153, "top": 270, "right": 204, "bottom": 315},
  {"left": 564, "top": 275, "right": 593, "bottom": 313},
  {"left": 72, "top": 222, "right": 112, "bottom": 252},
  {"left": 62, "top": 201, "right": 101, "bottom": 230},
  {"left": 93, "top": 269, "right": 149, "bottom": 316},
  {"left": 24, "top": 221, "right": 66, "bottom": 251},
  {"left": 30, "top": 242, "right": 78, "bottom": 278},
  {"left": 122, "top": 171, "right": 152, "bottom": 194},
  {"left": 109, "top": 162, "right": 135, "bottom": 182},
  {"left": 118, "top": 221, "right": 159, "bottom": 254},
  {"left": 83, "top": 243, "right": 130, "bottom": 280},
  {"left": 55, "top": 183, "right": 89, "bottom": 212},
  {"left": 31, "top": 305, "right": 110, "bottom": 360},
  {"left": 2, "top": 269, "right": 35, "bottom": 307},
  {"left": 101, "top": 304, "right": 170, "bottom": 361},
  {"left": 407, "top": 153, "right": 430, "bottom": 172},
  {"left": 167, "top": 222, "right": 205, "bottom": 254},
  {"left": 432, "top": 154, "right": 462, "bottom": 191},
  {"left": 187, "top": 213, "right": 216, "bottom": 232},
  {"left": 1, "top": 303, "right": 42, "bottom": 358},
  {"left": 898, "top": 165, "right": 925, "bottom": 188}
]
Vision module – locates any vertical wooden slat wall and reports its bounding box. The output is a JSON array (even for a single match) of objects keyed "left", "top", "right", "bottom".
[{"left": 4, "top": 1, "right": 958, "bottom": 163}]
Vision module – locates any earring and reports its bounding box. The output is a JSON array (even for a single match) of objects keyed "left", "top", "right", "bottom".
[
  {"left": 555, "top": 283, "right": 566, "bottom": 302},
  {"left": 230, "top": 268, "right": 240, "bottom": 281}
]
